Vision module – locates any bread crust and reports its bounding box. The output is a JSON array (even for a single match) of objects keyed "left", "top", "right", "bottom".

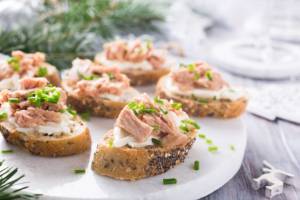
[
  {"left": 92, "top": 130, "right": 196, "bottom": 180},
  {"left": 0, "top": 123, "right": 91, "bottom": 157},
  {"left": 156, "top": 76, "right": 247, "bottom": 118},
  {"left": 123, "top": 68, "right": 170, "bottom": 86},
  {"left": 65, "top": 91, "right": 127, "bottom": 118}
]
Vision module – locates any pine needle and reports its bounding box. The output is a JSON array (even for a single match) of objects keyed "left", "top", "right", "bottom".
[
  {"left": 0, "top": 160, "right": 41, "bottom": 200},
  {"left": 0, "top": 0, "right": 165, "bottom": 70}
]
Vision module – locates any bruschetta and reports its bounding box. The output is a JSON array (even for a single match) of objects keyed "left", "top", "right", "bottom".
[
  {"left": 94, "top": 39, "right": 172, "bottom": 85},
  {"left": 92, "top": 93, "right": 198, "bottom": 180},
  {"left": 0, "top": 51, "right": 60, "bottom": 90},
  {"left": 0, "top": 77, "right": 91, "bottom": 157},
  {"left": 62, "top": 58, "right": 139, "bottom": 118},
  {"left": 156, "top": 62, "right": 248, "bottom": 118}
]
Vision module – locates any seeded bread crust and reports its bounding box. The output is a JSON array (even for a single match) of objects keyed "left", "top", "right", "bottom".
[
  {"left": 94, "top": 54, "right": 170, "bottom": 86},
  {"left": 0, "top": 119, "right": 91, "bottom": 157},
  {"left": 65, "top": 91, "right": 127, "bottom": 118},
  {"left": 92, "top": 130, "right": 196, "bottom": 181},
  {"left": 156, "top": 76, "right": 248, "bottom": 118},
  {"left": 122, "top": 68, "right": 170, "bottom": 86}
]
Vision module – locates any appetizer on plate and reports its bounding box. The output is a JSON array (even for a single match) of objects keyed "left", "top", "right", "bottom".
[
  {"left": 0, "top": 51, "right": 60, "bottom": 90},
  {"left": 0, "top": 77, "right": 91, "bottom": 157},
  {"left": 92, "top": 93, "right": 199, "bottom": 180},
  {"left": 94, "top": 38, "right": 171, "bottom": 85},
  {"left": 156, "top": 62, "right": 248, "bottom": 118},
  {"left": 62, "top": 58, "right": 139, "bottom": 118}
]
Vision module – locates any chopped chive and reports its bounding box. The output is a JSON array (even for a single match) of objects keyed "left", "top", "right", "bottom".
[
  {"left": 145, "top": 39, "right": 153, "bottom": 49},
  {"left": 73, "top": 169, "right": 86, "bottom": 174},
  {"left": 198, "top": 134, "right": 206, "bottom": 139},
  {"left": 159, "top": 108, "right": 168, "bottom": 115},
  {"left": 37, "top": 66, "right": 48, "bottom": 77},
  {"left": 78, "top": 72, "right": 99, "bottom": 80},
  {"left": 194, "top": 72, "right": 200, "bottom": 80},
  {"left": 171, "top": 102, "right": 182, "bottom": 110},
  {"left": 206, "top": 139, "right": 213, "bottom": 145},
  {"left": 151, "top": 124, "right": 160, "bottom": 132},
  {"left": 151, "top": 138, "right": 161, "bottom": 146},
  {"left": 198, "top": 98, "right": 209, "bottom": 104},
  {"left": 208, "top": 145, "right": 218, "bottom": 153},
  {"left": 8, "top": 98, "right": 20, "bottom": 103},
  {"left": 80, "top": 111, "right": 90, "bottom": 121},
  {"left": 187, "top": 63, "right": 196, "bottom": 72},
  {"left": 229, "top": 144, "right": 235, "bottom": 151},
  {"left": 0, "top": 111, "right": 8, "bottom": 121},
  {"left": 179, "top": 124, "right": 189, "bottom": 133},
  {"left": 154, "top": 96, "right": 164, "bottom": 105},
  {"left": 163, "top": 178, "right": 177, "bottom": 185},
  {"left": 108, "top": 138, "right": 114, "bottom": 148},
  {"left": 7, "top": 57, "right": 20, "bottom": 72},
  {"left": 193, "top": 160, "right": 200, "bottom": 171},
  {"left": 107, "top": 72, "right": 115, "bottom": 80},
  {"left": 66, "top": 106, "right": 77, "bottom": 116},
  {"left": 1, "top": 149, "right": 14, "bottom": 154},
  {"left": 181, "top": 119, "right": 200, "bottom": 129},
  {"left": 179, "top": 63, "right": 186, "bottom": 68},
  {"left": 205, "top": 70, "right": 213, "bottom": 81}
]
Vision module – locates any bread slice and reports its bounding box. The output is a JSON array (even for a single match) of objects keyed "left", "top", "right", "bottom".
[
  {"left": 92, "top": 130, "right": 196, "bottom": 181},
  {"left": 156, "top": 76, "right": 247, "bottom": 118},
  {"left": 123, "top": 68, "right": 170, "bottom": 86},
  {"left": 67, "top": 94, "right": 126, "bottom": 118},
  {"left": 0, "top": 118, "right": 91, "bottom": 157}
]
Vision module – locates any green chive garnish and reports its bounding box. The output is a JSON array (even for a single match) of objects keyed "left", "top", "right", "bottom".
[
  {"left": 229, "top": 144, "right": 235, "bottom": 151},
  {"left": 78, "top": 72, "right": 99, "bottom": 80},
  {"left": 80, "top": 111, "right": 90, "bottom": 121},
  {"left": 181, "top": 119, "right": 200, "bottom": 129},
  {"left": 171, "top": 102, "right": 182, "bottom": 110},
  {"left": 0, "top": 111, "right": 8, "bottom": 121},
  {"left": 7, "top": 57, "right": 20, "bottom": 72},
  {"left": 198, "top": 98, "right": 209, "bottom": 104},
  {"left": 193, "top": 160, "right": 200, "bottom": 171},
  {"left": 27, "top": 86, "right": 61, "bottom": 106},
  {"left": 73, "top": 169, "right": 85, "bottom": 174},
  {"left": 8, "top": 98, "right": 20, "bottom": 103},
  {"left": 151, "top": 125, "right": 160, "bottom": 132},
  {"left": 1, "top": 149, "right": 14, "bottom": 154},
  {"left": 206, "top": 139, "right": 213, "bottom": 145},
  {"left": 128, "top": 101, "right": 156, "bottom": 115},
  {"left": 154, "top": 96, "right": 164, "bottom": 105},
  {"left": 151, "top": 138, "right": 161, "bottom": 146},
  {"left": 205, "top": 70, "right": 213, "bottom": 81},
  {"left": 66, "top": 106, "right": 77, "bottom": 116},
  {"left": 107, "top": 72, "right": 115, "bottom": 80},
  {"left": 163, "top": 178, "right": 177, "bottom": 185},
  {"left": 208, "top": 146, "right": 218, "bottom": 153},
  {"left": 198, "top": 134, "right": 206, "bottom": 139},
  {"left": 187, "top": 63, "right": 196, "bottom": 72},
  {"left": 37, "top": 66, "right": 48, "bottom": 77},
  {"left": 107, "top": 138, "right": 114, "bottom": 148}
]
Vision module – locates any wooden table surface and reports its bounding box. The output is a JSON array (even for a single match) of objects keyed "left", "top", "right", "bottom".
[{"left": 201, "top": 71, "right": 300, "bottom": 200}]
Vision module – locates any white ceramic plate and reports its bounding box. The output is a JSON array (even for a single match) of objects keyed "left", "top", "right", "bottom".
[
  {"left": 0, "top": 86, "right": 247, "bottom": 200},
  {"left": 0, "top": 119, "right": 246, "bottom": 200}
]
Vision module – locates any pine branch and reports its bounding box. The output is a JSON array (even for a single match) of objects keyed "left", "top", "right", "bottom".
[
  {"left": 0, "top": 160, "right": 41, "bottom": 200},
  {"left": 0, "top": 0, "right": 165, "bottom": 70}
]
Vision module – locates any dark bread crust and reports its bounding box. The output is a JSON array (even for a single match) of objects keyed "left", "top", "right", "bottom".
[
  {"left": 92, "top": 130, "right": 196, "bottom": 180},
  {"left": 66, "top": 92, "right": 127, "bottom": 118},
  {"left": 123, "top": 67, "right": 170, "bottom": 86},
  {"left": 0, "top": 122, "right": 91, "bottom": 157},
  {"left": 156, "top": 76, "right": 248, "bottom": 118}
]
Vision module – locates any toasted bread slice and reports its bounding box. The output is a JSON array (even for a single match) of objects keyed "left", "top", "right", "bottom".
[
  {"left": 0, "top": 119, "right": 91, "bottom": 157},
  {"left": 156, "top": 76, "right": 247, "bottom": 118},
  {"left": 62, "top": 82, "right": 130, "bottom": 118},
  {"left": 92, "top": 130, "right": 196, "bottom": 181},
  {"left": 122, "top": 68, "right": 170, "bottom": 86}
]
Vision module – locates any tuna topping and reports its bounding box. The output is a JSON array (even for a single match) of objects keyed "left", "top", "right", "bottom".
[
  {"left": 172, "top": 62, "right": 228, "bottom": 91},
  {"left": 103, "top": 39, "right": 166, "bottom": 69},
  {"left": 114, "top": 94, "right": 200, "bottom": 148}
]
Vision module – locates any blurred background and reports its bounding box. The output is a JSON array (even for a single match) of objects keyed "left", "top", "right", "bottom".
[{"left": 0, "top": 0, "right": 300, "bottom": 123}]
